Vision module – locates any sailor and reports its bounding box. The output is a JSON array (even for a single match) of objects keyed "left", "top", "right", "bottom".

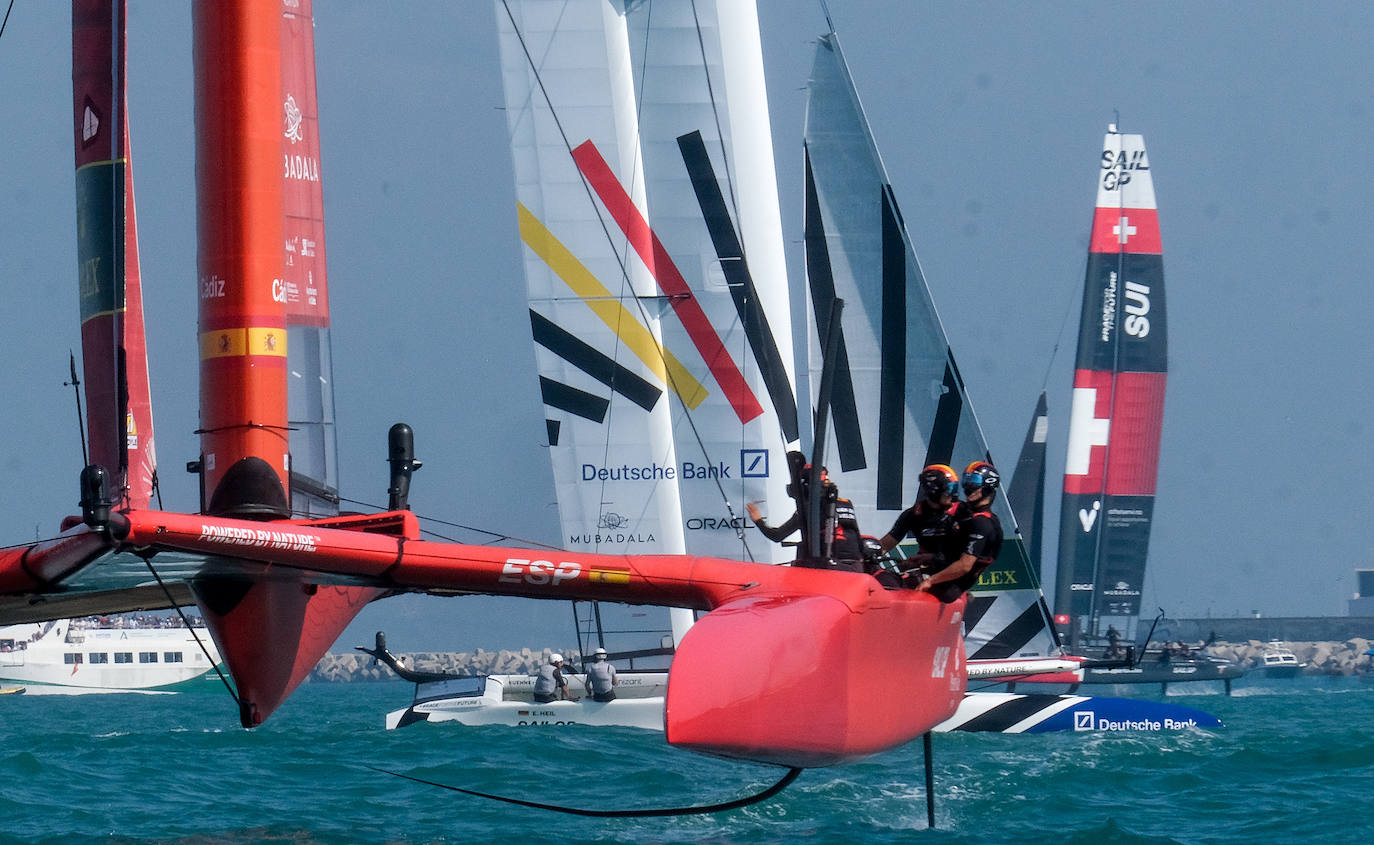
[
  {"left": 583, "top": 647, "right": 618, "bottom": 702},
  {"left": 746, "top": 466, "right": 865, "bottom": 572},
  {"left": 1105, "top": 625, "right": 1126, "bottom": 659},
  {"left": 533, "top": 653, "right": 572, "bottom": 703},
  {"left": 877, "top": 463, "right": 962, "bottom": 587},
  {"left": 916, "top": 461, "right": 1003, "bottom": 603}
]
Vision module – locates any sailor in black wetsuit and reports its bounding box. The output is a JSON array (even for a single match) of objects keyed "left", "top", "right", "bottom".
[
  {"left": 877, "top": 463, "right": 962, "bottom": 587},
  {"left": 917, "top": 461, "right": 1003, "bottom": 603},
  {"left": 746, "top": 467, "right": 865, "bottom": 572}
]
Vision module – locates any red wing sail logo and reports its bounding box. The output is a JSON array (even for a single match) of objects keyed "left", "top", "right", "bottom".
[
  {"left": 283, "top": 95, "right": 303, "bottom": 143},
  {"left": 1079, "top": 501, "right": 1100, "bottom": 533},
  {"left": 81, "top": 99, "right": 101, "bottom": 147}
]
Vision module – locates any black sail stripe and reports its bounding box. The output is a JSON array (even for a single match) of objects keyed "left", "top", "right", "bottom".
[
  {"left": 876, "top": 186, "right": 906, "bottom": 509},
  {"left": 923, "top": 359, "right": 962, "bottom": 467},
  {"left": 961, "top": 594, "right": 996, "bottom": 633},
  {"left": 539, "top": 376, "right": 609, "bottom": 424},
  {"left": 803, "top": 146, "right": 865, "bottom": 471},
  {"left": 968, "top": 601, "right": 1054, "bottom": 660},
  {"left": 545, "top": 419, "right": 560, "bottom": 447},
  {"left": 676, "top": 131, "right": 799, "bottom": 443},
  {"left": 954, "top": 694, "right": 1068, "bottom": 732},
  {"left": 529, "top": 310, "right": 661, "bottom": 412},
  {"left": 1008, "top": 391, "right": 1049, "bottom": 576}
]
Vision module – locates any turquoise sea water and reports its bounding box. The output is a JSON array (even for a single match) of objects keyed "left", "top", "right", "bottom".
[{"left": 2, "top": 678, "right": 1371, "bottom": 844}]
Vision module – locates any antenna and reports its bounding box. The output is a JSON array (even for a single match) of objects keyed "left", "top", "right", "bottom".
[
  {"left": 65, "top": 351, "right": 89, "bottom": 466},
  {"left": 805, "top": 298, "right": 844, "bottom": 561},
  {"left": 819, "top": 0, "right": 836, "bottom": 35}
]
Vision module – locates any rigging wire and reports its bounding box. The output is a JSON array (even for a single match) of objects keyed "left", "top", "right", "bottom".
[
  {"left": 0, "top": 0, "right": 14, "bottom": 42},
  {"left": 366, "top": 763, "right": 802, "bottom": 817},
  {"left": 138, "top": 555, "right": 240, "bottom": 707},
  {"left": 1038, "top": 273, "right": 1079, "bottom": 394},
  {"left": 64, "top": 352, "right": 90, "bottom": 467},
  {"left": 1085, "top": 131, "right": 1131, "bottom": 641},
  {"left": 500, "top": 0, "right": 671, "bottom": 556},
  {"left": 336, "top": 494, "right": 561, "bottom": 551},
  {"left": 501, "top": 1, "right": 786, "bottom": 565}
]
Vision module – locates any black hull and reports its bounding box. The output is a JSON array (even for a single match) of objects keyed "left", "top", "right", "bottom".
[{"left": 1080, "top": 660, "right": 1244, "bottom": 685}]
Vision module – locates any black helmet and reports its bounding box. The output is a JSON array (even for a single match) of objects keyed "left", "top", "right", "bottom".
[
  {"left": 918, "top": 464, "right": 959, "bottom": 501},
  {"left": 961, "top": 461, "right": 1000, "bottom": 497}
]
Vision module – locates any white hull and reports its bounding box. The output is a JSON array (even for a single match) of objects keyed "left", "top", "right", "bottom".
[
  {"left": 387, "top": 696, "right": 665, "bottom": 731},
  {"left": 487, "top": 672, "right": 667, "bottom": 700},
  {"left": 0, "top": 620, "right": 221, "bottom": 692}
]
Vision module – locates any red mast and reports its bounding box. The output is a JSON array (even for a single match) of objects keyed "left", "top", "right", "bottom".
[
  {"left": 194, "top": 0, "right": 290, "bottom": 518},
  {"left": 188, "top": 0, "right": 380, "bottom": 728},
  {"left": 72, "top": 0, "right": 158, "bottom": 509}
]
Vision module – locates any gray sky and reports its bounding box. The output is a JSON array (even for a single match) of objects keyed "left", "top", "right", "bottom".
[{"left": 3, "top": 2, "right": 1371, "bottom": 652}]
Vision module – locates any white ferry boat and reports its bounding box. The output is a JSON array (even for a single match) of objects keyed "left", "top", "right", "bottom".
[{"left": 0, "top": 616, "right": 222, "bottom": 694}]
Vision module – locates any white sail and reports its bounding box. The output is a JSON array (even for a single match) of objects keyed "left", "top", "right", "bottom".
[
  {"left": 802, "top": 31, "right": 1058, "bottom": 660},
  {"left": 496, "top": 0, "right": 798, "bottom": 569},
  {"left": 497, "top": 0, "right": 687, "bottom": 566}
]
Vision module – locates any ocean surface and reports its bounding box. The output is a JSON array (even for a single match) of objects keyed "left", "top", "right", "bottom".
[{"left": 2, "top": 676, "right": 1370, "bottom": 844}]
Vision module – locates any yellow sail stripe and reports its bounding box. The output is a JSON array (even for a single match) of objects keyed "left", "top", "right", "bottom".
[
  {"left": 74, "top": 157, "right": 131, "bottom": 173},
  {"left": 517, "top": 203, "right": 706, "bottom": 409},
  {"left": 199, "top": 327, "right": 288, "bottom": 359}
]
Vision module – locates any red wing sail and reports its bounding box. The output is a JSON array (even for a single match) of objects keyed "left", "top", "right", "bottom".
[
  {"left": 281, "top": 0, "right": 339, "bottom": 518},
  {"left": 1054, "top": 129, "right": 1167, "bottom": 649},
  {"left": 72, "top": 0, "right": 157, "bottom": 509},
  {"left": 188, "top": 0, "right": 380, "bottom": 722}
]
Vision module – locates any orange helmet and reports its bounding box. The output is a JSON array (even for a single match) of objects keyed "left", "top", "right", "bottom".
[
  {"left": 961, "top": 461, "right": 1000, "bottom": 496},
  {"left": 918, "top": 464, "right": 959, "bottom": 501}
]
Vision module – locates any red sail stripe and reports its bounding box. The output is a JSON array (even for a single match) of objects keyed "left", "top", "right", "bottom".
[
  {"left": 570, "top": 140, "right": 763, "bottom": 424},
  {"left": 1062, "top": 369, "right": 1165, "bottom": 496},
  {"left": 280, "top": 0, "right": 331, "bottom": 328},
  {"left": 1104, "top": 371, "right": 1166, "bottom": 496},
  {"left": 1089, "top": 207, "right": 1160, "bottom": 255}
]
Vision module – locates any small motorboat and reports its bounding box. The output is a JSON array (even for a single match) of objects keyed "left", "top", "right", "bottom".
[{"left": 1260, "top": 641, "right": 1305, "bottom": 678}]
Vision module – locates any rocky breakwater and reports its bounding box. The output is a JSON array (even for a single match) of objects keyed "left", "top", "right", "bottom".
[
  {"left": 1205, "top": 638, "right": 1373, "bottom": 676},
  {"left": 311, "top": 646, "right": 585, "bottom": 682}
]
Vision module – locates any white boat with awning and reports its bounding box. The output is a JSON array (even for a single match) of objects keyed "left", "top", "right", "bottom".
[{"left": 0, "top": 616, "right": 221, "bottom": 694}]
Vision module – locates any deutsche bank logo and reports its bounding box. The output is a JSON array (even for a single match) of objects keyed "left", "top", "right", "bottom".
[
  {"left": 740, "top": 449, "right": 769, "bottom": 478},
  {"left": 1074, "top": 711, "right": 1095, "bottom": 731}
]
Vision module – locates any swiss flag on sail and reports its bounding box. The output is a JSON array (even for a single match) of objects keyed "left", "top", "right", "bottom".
[
  {"left": 1064, "top": 369, "right": 1165, "bottom": 496},
  {"left": 1089, "top": 208, "right": 1161, "bottom": 255}
]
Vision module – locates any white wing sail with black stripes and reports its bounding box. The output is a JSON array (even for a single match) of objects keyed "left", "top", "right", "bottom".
[
  {"left": 496, "top": 1, "right": 798, "bottom": 570},
  {"left": 802, "top": 30, "right": 1058, "bottom": 659}
]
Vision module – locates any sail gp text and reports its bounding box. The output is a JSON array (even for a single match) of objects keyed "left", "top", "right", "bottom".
[{"left": 582, "top": 461, "right": 731, "bottom": 481}]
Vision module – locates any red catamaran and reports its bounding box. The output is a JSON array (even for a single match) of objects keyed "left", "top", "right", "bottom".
[{"left": 0, "top": 0, "right": 965, "bottom": 769}]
